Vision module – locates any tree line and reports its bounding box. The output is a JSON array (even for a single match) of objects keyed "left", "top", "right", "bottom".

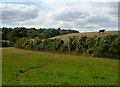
[
  {"left": 1, "top": 27, "right": 79, "bottom": 40},
  {"left": 0, "top": 27, "right": 119, "bottom": 59},
  {"left": 1, "top": 27, "right": 79, "bottom": 46},
  {"left": 13, "top": 35, "right": 120, "bottom": 59}
]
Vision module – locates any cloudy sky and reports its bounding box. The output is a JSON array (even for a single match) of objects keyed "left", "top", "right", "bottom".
[{"left": 0, "top": 0, "right": 119, "bottom": 32}]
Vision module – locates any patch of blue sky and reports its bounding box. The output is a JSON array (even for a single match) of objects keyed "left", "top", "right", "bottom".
[
  {"left": 1, "top": 2, "right": 41, "bottom": 6},
  {"left": 0, "top": 2, "right": 52, "bottom": 12}
]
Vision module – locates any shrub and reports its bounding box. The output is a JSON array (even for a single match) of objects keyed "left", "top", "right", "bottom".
[
  {"left": 2, "top": 41, "right": 10, "bottom": 47},
  {"left": 87, "top": 48, "right": 94, "bottom": 54},
  {"left": 13, "top": 34, "right": 120, "bottom": 59}
]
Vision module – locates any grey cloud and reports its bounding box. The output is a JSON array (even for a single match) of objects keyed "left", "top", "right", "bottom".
[
  {"left": 106, "top": 2, "right": 118, "bottom": 8},
  {"left": 101, "top": 2, "right": 118, "bottom": 17},
  {"left": 99, "top": 22, "right": 117, "bottom": 28},
  {"left": 107, "top": 2, "right": 118, "bottom": 17},
  {"left": 53, "top": 10, "right": 88, "bottom": 21},
  {"left": 86, "top": 15, "right": 117, "bottom": 30},
  {"left": 1, "top": 4, "right": 39, "bottom": 25},
  {"left": 86, "top": 16, "right": 111, "bottom": 23},
  {"left": 1, "top": 2, "right": 118, "bottom": 32},
  {"left": 52, "top": 2, "right": 117, "bottom": 31}
]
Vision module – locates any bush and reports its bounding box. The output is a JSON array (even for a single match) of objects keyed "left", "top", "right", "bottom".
[
  {"left": 25, "top": 41, "right": 33, "bottom": 50},
  {"left": 2, "top": 41, "right": 10, "bottom": 47},
  {"left": 14, "top": 38, "right": 31, "bottom": 49},
  {"left": 33, "top": 37, "right": 42, "bottom": 50},
  {"left": 59, "top": 43, "right": 68, "bottom": 52},
  {"left": 87, "top": 48, "right": 94, "bottom": 54},
  {"left": 13, "top": 34, "right": 120, "bottom": 59}
]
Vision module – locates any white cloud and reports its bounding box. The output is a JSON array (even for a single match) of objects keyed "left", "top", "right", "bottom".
[
  {"left": 53, "top": 9, "right": 88, "bottom": 21},
  {"left": 0, "top": 2, "right": 118, "bottom": 32},
  {"left": 1, "top": 4, "right": 39, "bottom": 26},
  {"left": 1, "top": 0, "right": 119, "bottom": 2}
]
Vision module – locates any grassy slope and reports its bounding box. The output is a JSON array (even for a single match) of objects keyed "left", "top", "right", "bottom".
[
  {"left": 2, "top": 48, "right": 118, "bottom": 85},
  {"left": 49, "top": 31, "right": 119, "bottom": 42}
]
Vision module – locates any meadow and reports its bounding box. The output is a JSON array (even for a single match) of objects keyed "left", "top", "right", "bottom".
[{"left": 2, "top": 48, "right": 118, "bottom": 85}]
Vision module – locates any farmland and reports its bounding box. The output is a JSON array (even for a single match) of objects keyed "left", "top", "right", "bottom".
[
  {"left": 2, "top": 48, "right": 118, "bottom": 85},
  {"left": 49, "top": 31, "right": 119, "bottom": 42}
]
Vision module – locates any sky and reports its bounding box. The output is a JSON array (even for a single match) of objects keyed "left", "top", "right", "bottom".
[{"left": 0, "top": 0, "right": 119, "bottom": 32}]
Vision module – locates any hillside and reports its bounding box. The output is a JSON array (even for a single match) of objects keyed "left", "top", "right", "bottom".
[
  {"left": 2, "top": 48, "right": 118, "bottom": 85},
  {"left": 49, "top": 31, "right": 119, "bottom": 42}
]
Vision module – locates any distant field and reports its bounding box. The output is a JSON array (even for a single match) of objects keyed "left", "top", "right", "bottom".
[
  {"left": 49, "top": 31, "right": 119, "bottom": 42},
  {"left": 2, "top": 48, "right": 118, "bottom": 85}
]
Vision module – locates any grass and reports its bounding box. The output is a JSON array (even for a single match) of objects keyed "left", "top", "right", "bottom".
[
  {"left": 2, "top": 48, "right": 118, "bottom": 85},
  {"left": 49, "top": 31, "right": 119, "bottom": 42}
]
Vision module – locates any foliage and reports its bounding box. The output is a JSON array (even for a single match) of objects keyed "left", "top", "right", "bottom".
[
  {"left": 8, "top": 27, "right": 27, "bottom": 46},
  {"left": 1, "top": 40, "right": 10, "bottom": 47},
  {"left": 15, "top": 37, "right": 64, "bottom": 52},
  {"left": 1, "top": 27, "right": 78, "bottom": 47},
  {"left": 14, "top": 34, "right": 120, "bottom": 59},
  {"left": 65, "top": 35, "right": 120, "bottom": 59},
  {"left": 27, "top": 28, "right": 38, "bottom": 39},
  {"left": 2, "top": 27, "right": 79, "bottom": 40},
  {"left": 2, "top": 27, "right": 12, "bottom": 40},
  {"left": 1, "top": 27, "right": 119, "bottom": 59}
]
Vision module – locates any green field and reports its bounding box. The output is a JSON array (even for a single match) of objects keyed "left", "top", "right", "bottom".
[{"left": 2, "top": 48, "right": 118, "bottom": 85}]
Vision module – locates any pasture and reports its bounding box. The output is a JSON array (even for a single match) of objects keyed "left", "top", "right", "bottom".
[
  {"left": 2, "top": 48, "right": 118, "bottom": 85},
  {"left": 49, "top": 31, "right": 119, "bottom": 42}
]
